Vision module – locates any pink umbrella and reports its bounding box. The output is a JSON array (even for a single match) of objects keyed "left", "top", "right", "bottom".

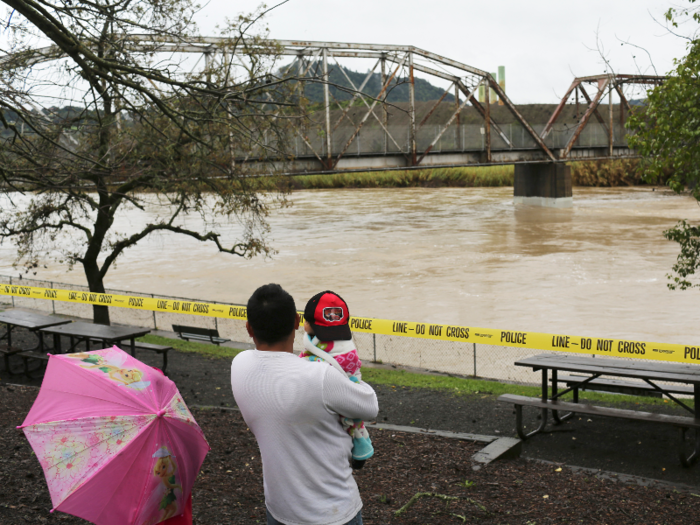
[{"left": 19, "top": 346, "right": 209, "bottom": 525}]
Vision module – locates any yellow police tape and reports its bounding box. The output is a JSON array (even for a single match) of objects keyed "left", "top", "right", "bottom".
[{"left": 2, "top": 282, "right": 699, "bottom": 364}]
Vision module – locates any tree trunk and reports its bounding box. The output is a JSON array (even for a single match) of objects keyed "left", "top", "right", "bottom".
[{"left": 84, "top": 262, "right": 110, "bottom": 325}]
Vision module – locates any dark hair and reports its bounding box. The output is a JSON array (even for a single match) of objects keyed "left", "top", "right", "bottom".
[{"left": 247, "top": 284, "right": 297, "bottom": 345}]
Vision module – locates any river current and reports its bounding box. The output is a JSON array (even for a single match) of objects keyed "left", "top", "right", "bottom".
[{"left": 1, "top": 186, "right": 698, "bottom": 345}]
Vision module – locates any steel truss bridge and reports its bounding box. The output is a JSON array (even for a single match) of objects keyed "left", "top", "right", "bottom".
[
  {"left": 7, "top": 37, "right": 664, "bottom": 174},
  {"left": 178, "top": 39, "right": 662, "bottom": 174}
]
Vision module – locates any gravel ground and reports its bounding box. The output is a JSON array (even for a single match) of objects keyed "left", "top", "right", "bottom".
[{"left": 3, "top": 384, "right": 700, "bottom": 525}]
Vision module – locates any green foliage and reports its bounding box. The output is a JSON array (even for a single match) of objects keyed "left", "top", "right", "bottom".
[
  {"left": 569, "top": 159, "right": 646, "bottom": 186},
  {"left": 626, "top": 0, "right": 700, "bottom": 195},
  {"left": 626, "top": 36, "right": 700, "bottom": 196},
  {"left": 662, "top": 220, "right": 700, "bottom": 289},
  {"left": 626, "top": 1, "right": 700, "bottom": 291},
  {"left": 665, "top": 0, "right": 700, "bottom": 28}
]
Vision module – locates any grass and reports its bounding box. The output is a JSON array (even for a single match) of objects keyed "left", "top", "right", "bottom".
[
  {"left": 362, "top": 368, "right": 694, "bottom": 409},
  {"left": 248, "top": 159, "right": 652, "bottom": 191},
  {"left": 285, "top": 165, "right": 514, "bottom": 190},
  {"left": 131, "top": 160, "right": 650, "bottom": 193},
  {"left": 362, "top": 367, "right": 687, "bottom": 408},
  {"left": 145, "top": 334, "right": 687, "bottom": 409},
  {"left": 137, "top": 334, "right": 244, "bottom": 360},
  {"left": 362, "top": 367, "right": 539, "bottom": 397}
]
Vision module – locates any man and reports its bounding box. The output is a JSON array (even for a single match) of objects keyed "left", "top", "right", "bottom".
[{"left": 231, "top": 284, "right": 378, "bottom": 525}]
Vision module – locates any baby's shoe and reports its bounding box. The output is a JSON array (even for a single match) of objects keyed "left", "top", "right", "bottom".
[{"left": 351, "top": 435, "right": 374, "bottom": 461}]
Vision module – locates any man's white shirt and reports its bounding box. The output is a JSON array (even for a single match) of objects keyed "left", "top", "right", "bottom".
[{"left": 231, "top": 350, "right": 378, "bottom": 525}]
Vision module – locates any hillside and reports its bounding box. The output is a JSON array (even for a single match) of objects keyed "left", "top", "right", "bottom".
[
  {"left": 287, "top": 64, "right": 626, "bottom": 125},
  {"left": 286, "top": 62, "right": 455, "bottom": 103}
]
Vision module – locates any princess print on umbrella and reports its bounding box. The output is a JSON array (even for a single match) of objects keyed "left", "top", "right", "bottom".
[
  {"left": 67, "top": 350, "right": 151, "bottom": 391},
  {"left": 138, "top": 446, "right": 183, "bottom": 524},
  {"left": 153, "top": 447, "right": 182, "bottom": 521}
]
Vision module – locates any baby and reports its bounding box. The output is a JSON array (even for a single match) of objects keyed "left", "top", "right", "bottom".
[{"left": 300, "top": 291, "right": 374, "bottom": 469}]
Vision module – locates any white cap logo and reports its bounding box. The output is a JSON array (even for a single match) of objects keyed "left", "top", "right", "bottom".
[{"left": 323, "top": 307, "right": 344, "bottom": 322}]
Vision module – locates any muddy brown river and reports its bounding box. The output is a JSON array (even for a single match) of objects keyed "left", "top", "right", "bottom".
[{"left": 1, "top": 186, "right": 699, "bottom": 345}]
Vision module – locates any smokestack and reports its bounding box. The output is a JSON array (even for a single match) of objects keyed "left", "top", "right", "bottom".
[
  {"left": 478, "top": 83, "right": 485, "bottom": 103},
  {"left": 489, "top": 72, "right": 497, "bottom": 104},
  {"left": 498, "top": 66, "right": 505, "bottom": 106}
]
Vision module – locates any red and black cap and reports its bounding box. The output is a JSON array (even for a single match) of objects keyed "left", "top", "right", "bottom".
[{"left": 304, "top": 291, "right": 352, "bottom": 341}]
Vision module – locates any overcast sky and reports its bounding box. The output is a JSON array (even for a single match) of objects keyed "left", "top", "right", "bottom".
[{"left": 196, "top": 0, "right": 692, "bottom": 103}]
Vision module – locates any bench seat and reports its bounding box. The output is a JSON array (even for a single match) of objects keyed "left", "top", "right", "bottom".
[
  {"left": 16, "top": 350, "right": 50, "bottom": 379},
  {"left": 498, "top": 393, "right": 700, "bottom": 467},
  {"left": 133, "top": 342, "right": 173, "bottom": 374},
  {"left": 0, "top": 345, "right": 25, "bottom": 374},
  {"left": 172, "top": 324, "right": 230, "bottom": 346},
  {"left": 553, "top": 375, "right": 694, "bottom": 399},
  {"left": 499, "top": 394, "right": 700, "bottom": 428}
]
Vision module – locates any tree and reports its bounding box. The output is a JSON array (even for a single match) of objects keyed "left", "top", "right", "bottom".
[
  {"left": 626, "top": 0, "right": 700, "bottom": 290},
  {"left": 0, "top": 0, "right": 299, "bottom": 324}
]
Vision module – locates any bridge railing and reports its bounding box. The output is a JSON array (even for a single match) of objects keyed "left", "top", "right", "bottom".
[{"left": 276, "top": 121, "right": 631, "bottom": 160}]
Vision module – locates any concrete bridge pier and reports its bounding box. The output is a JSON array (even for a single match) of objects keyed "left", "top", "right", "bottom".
[{"left": 514, "top": 163, "right": 572, "bottom": 208}]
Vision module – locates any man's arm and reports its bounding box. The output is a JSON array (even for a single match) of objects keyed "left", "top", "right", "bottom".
[{"left": 322, "top": 367, "right": 378, "bottom": 420}]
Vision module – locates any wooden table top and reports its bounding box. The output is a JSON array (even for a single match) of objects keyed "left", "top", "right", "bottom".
[
  {"left": 39, "top": 321, "right": 151, "bottom": 341},
  {"left": 0, "top": 309, "right": 72, "bottom": 330},
  {"left": 515, "top": 353, "right": 700, "bottom": 385}
]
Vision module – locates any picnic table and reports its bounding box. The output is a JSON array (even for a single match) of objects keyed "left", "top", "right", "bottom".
[
  {"left": 0, "top": 309, "right": 72, "bottom": 374},
  {"left": 39, "top": 321, "right": 151, "bottom": 357},
  {"left": 498, "top": 353, "right": 700, "bottom": 467}
]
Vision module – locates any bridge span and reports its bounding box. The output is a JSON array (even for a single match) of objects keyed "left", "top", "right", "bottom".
[
  {"left": 206, "top": 40, "right": 662, "bottom": 205},
  {"left": 10, "top": 37, "right": 664, "bottom": 205}
]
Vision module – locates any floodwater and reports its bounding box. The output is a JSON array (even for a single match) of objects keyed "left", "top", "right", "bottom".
[{"left": 1, "top": 186, "right": 699, "bottom": 346}]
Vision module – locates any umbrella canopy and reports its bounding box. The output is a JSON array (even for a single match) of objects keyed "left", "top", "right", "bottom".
[{"left": 20, "top": 346, "right": 209, "bottom": 525}]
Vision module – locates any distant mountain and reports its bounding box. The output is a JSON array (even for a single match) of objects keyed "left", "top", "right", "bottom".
[{"left": 286, "top": 62, "right": 455, "bottom": 104}]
